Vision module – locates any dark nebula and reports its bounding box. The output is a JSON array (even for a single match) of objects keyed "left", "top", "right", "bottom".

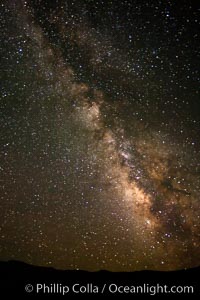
[{"left": 0, "top": 0, "right": 200, "bottom": 271}]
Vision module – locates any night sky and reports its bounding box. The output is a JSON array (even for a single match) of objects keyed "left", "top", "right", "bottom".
[{"left": 0, "top": 0, "right": 200, "bottom": 271}]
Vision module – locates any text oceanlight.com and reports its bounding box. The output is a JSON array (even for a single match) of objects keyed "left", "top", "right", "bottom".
[{"left": 25, "top": 283, "right": 194, "bottom": 295}]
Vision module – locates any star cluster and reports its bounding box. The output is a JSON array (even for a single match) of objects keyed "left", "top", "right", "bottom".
[{"left": 0, "top": 0, "right": 200, "bottom": 271}]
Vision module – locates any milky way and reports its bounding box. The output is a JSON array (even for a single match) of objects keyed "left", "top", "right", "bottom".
[{"left": 0, "top": 0, "right": 200, "bottom": 271}]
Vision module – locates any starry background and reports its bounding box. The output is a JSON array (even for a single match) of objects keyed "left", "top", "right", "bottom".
[{"left": 0, "top": 0, "right": 200, "bottom": 271}]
